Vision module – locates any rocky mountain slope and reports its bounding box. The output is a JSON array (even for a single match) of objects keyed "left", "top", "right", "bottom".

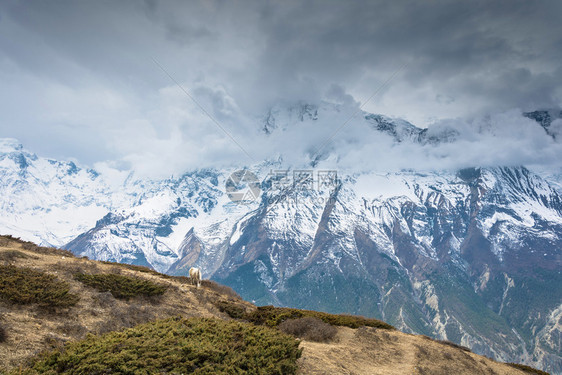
[
  {"left": 207, "top": 165, "right": 561, "bottom": 374},
  {"left": 0, "top": 104, "right": 561, "bottom": 373},
  {"left": 0, "top": 236, "right": 547, "bottom": 374}
]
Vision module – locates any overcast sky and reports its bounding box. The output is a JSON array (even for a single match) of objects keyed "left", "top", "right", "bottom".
[{"left": 1, "top": 0, "right": 561, "bottom": 176}]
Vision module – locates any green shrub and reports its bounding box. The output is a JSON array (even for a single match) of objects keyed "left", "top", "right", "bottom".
[
  {"left": 247, "top": 305, "right": 395, "bottom": 330},
  {"left": 14, "top": 317, "right": 302, "bottom": 375},
  {"left": 505, "top": 363, "right": 550, "bottom": 375},
  {"left": 214, "top": 300, "right": 247, "bottom": 319},
  {"left": 278, "top": 317, "right": 337, "bottom": 342},
  {"left": 0, "top": 265, "right": 78, "bottom": 308},
  {"left": 74, "top": 273, "right": 167, "bottom": 299}
]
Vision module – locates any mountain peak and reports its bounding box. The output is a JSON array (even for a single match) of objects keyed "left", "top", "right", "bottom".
[
  {"left": 0, "top": 138, "right": 38, "bottom": 170},
  {"left": 0, "top": 138, "right": 24, "bottom": 153}
]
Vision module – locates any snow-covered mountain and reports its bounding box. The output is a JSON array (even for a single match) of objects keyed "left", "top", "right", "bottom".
[
  {"left": 1, "top": 104, "right": 561, "bottom": 373},
  {"left": 0, "top": 138, "right": 116, "bottom": 246}
]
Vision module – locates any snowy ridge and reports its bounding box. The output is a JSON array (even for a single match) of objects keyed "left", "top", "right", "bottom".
[{"left": 0, "top": 139, "right": 117, "bottom": 246}]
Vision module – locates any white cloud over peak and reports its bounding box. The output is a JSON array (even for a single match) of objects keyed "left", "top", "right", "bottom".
[{"left": 0, "top": 0, "right": 561, "bottom": 177}]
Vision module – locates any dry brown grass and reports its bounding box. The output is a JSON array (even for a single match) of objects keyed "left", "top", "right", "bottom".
[
  {"left": 297, "top": 326, "right": 535, "bottom": 375},
  {"left": 0, "top": 235, "right": 74, "bottom": 258}
]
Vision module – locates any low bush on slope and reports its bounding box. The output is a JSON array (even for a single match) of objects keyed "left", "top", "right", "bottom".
[
  {"left": 0, "top": 249, "right": 35, "bottom": 263},
  {"left": 99, "top": 260, "right": 174, "bottom": 278},
  {"left": 245, "top": 305, "right": 395, "bottom": 330},
  {"left": 424, "top": 336, "right": 472, "bottom": 352},
  {"left": 0, "top": 324, "right": 6, "bottom": 343},
  {"left": 278, "top": 317, "right": 338, "bottom": 342},
  {"left": 74, "top": 273, "right": 168, "bottom": 299},
  {"left": 506, "top": 363, "right": 551, "bottom": 375},
  {"left": 12, "top": 317, "right": 302, "bottom": 375},
  {"left": 213, "top": 304, "right": 394, "bottom": 342},
  {"left": 0, "top": 265, "right": 78, "bottom": 308}
]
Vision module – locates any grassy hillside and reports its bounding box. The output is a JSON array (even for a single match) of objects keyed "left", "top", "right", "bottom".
[
  {"left": 0, "top": 235, "right": 548, "bottom": 375},
  {"left": 0, "top": 235, "right": 254, "bottom": 371}
]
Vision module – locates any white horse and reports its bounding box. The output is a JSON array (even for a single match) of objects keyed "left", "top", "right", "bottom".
[{"left": 189, "top": 267, "right": 202, "bottom": 288}]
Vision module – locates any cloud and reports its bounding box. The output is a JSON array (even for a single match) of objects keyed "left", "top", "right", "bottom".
[
  {"left": 262, "top": 106, "right": 562, "bottom": 174},
  {"left": 0, "top": 0, "right": 561, "bottom": 176},
  {"left": 549, "top": 119, "right": 562, "bottom": 141}
]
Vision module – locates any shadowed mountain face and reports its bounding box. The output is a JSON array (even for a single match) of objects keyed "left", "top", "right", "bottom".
[
  {"left": 205, "top": 166, "right": 562, "bottom": 373},
  {"left": 524, "top": 110, "right": 562, "bottom": 139},
  {"left": 1, "top": 105, "right": 561, "bottom": 373}
]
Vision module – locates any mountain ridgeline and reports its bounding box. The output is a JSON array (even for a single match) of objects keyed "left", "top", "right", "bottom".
[{"left": 1, "top": 104, "right": 561, "bottom": 373}]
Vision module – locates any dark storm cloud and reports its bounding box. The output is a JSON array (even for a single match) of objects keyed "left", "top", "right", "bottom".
[
  {"left": 0, "top": 0, "right": 561, "bottom": 175},
  {"left": 250, "top": 0, "right": 562, "bottom": 118}
]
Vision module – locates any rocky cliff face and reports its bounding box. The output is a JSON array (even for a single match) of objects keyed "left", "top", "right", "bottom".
[
  {"left": 202, "top": 166, "right": 562, "bottom": 373},
  {"left": 1, "top": 104, "right": 561, "bottom": 373}
]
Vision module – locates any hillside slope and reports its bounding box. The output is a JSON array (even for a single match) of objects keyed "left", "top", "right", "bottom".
[
  {"left": 298, "top": 326, "right": 539, "bottom": 375},
  {"left": 0, "top": 236, "right": 548, "bottom": 375},
  {"left": 0, "top": 236, "right": 253, "bottom": 371}
]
